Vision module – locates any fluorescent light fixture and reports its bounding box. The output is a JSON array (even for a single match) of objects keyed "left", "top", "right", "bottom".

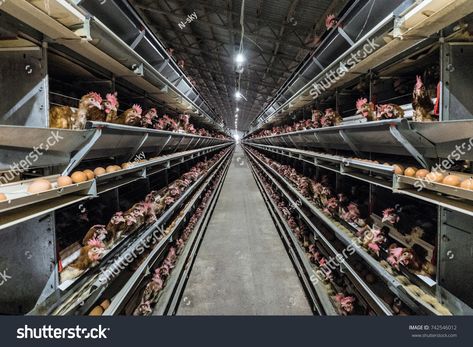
[{"left": 235, "top": 53, "right": 245, "bottom": 63}]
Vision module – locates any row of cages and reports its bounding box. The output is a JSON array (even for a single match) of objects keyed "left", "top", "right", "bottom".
[
  {"left": 244, "top": 144, "right": 473, "bottom": 316},
  {"left": 0, "top": 144, "right": 233, "bottom": 315},
  {"left": 0, "top": 3, "right": 235, "bottom": 316}
]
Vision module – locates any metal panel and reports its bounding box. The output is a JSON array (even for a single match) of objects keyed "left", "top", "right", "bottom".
[
  {"left": 0, "top": 126, "right": 96, "bottom": 170},
  {"left": 0, "top": 213, "right": 56, "bottom": 314},
  {"left": 438, "top": 208, "right": 473, "bottom": 309},
  {"left": 441, "top": 43, "right": 473, "bottom": 120},
  {"left": 0, "top": 45, "right": 48, "bottom": 127}
]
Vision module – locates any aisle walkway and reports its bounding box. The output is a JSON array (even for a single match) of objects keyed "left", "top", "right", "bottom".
[{"left": 177, "top": 145, "right": 311, "bottom": 315}]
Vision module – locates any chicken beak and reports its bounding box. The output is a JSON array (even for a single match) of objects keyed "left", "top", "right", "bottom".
[{"left": 93, "top": 100, "right": 102, "bottom": 110}]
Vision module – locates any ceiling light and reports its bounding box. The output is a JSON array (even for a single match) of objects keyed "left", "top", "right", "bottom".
[
  {"left": 236, "top": 107, "right": 239, "bottom": 112},
  {"left": 235, "top": 53, "right": 245, "bottom": 64},
  {"left": 235, "top": 91, "right": 242, "bottom": 100}
]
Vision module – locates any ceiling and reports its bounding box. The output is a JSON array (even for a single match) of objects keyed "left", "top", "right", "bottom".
[{"left": 129, "top": 0, "right": 348, "bottom": 131}]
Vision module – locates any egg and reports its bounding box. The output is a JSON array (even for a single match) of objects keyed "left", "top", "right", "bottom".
[
  {"left": 100, "top": 299, "right": 111, "bottom": 310},
  {"left": 113, "top": 165, "right": 121, "bottom": 171},
  {"left": 88, "top": 306, "right": 104, "bottom": 316},
  {"left": 404, "top": 167, "right": 417, "bottom": 177},
  {"left": 121, "top": 162, "right": 133, "bottom": 169},
  {"left": 392, "top": 164, "right": 404, "bottom": 175},
  {"left": 27, "top": 179, "right": 52, "bottom": 194},
  {"left": 57, "top": 176, "right": 73, "bottom": 187},
  {"left": 106, "top": 165, "right": 118, "bottom": 173},
  {"left": 460, "top": 178, "right": 473, "bottom": 190},
  {"left": 415, "top": 169, "right": 429, "bottom": 179},
  {"left": 71, "top": 171, "right": 88, "bottom": 183},
  {"left": 426, "top": 171, "right": 444, "bottom": 183},
  {"left": 442, "top": 174, "right": 462, "bottom": 187},
  {"left": 0, "top": 193, "right": 7, "bottom": 201},
  {"left": 83, "top": 169, "right": 95, "bottom": 180},
  {"left": 94, "top": 167, "right": 106, "bottom": 176}
]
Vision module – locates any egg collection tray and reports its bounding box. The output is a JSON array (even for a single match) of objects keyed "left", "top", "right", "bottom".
[
  {"left": 395, "top": 172, "right": 473, "bottom": 202},
  {"left": 0, "top": 175, "right": 94, "bottom": 213}
]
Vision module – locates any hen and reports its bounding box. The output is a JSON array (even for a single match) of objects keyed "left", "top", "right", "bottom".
[
  {"left": 356, "top": 98, "right": 376, "bottom": 121},
  {"left": 102, "top": 92, "right": 119, "bottom": 123},
  {"left": 321, "top": 108, "right": 342, "bottom": 127},
  {"left": 376, "top": 104, "right": 404, "bottom": 120},
  {"left": 111, "top": 104, "right": 143, "bottom": 126},
  {"left": 82, "top": 224, "right": 114, "bottom": 247},
  {"left": 49, "top": 92, "right": 102, "bottom": 130},
  {"left": 142, "top": 108, "right": 158, "bottom": 128},
  {"left": 325, "top": 14, "right": 338, "bottom": 30},
  {"left": 178, "top": 114, "right": 190, "bottom": 132},
  {"left": 312, "top": 110, "right": 323, "bottom": 128},
  {"left": 412, "top": 75, "right": 434, "bottom": 122},
  {"left": 60, "top": 239, "right": 105, "bottom": 282}
]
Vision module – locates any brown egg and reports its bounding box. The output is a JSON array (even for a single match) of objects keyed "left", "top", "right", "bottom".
[
  {"left": 106, "top": 165, "right": 118, "bottom": 173},
  {"left": 27, "top": 179, "right": 52, "bottom": 193},
  {"left": 460, "top": 178, "right": 473, "bottom": 190},
  {"left": 393, "top": 164, "right": 404, "bottom": 175},
  {"left": 404, "top": 167, "right": 417, "bottom": 177},
  {"left": 100, "top": 299, "right": 111, "bottom": 310},
  {"left": 442, "top": 174, "right": 462, "bottom": 187},
  {"left": 57, "top": 176, "right": 73, "bottom": 187},
  {"left": 94, "top": 167, "right": 106, "bottom": 176},
  {"left": 88, "top": 306, "right": 104, "bottom": 316},
  {"left": 83, "top": 169, "right": 95, "bottom": 180},
  {"left": 426, "top": 171, "right": 444, "bottom": 183},
  {"left": 71, "top": 171, "right": 88, "bottom": 183},
  {"left": 0, "top": 193, "right": 7, "bottom": 201},
  {"left": 415, "top": 169, "right": 429, "bottom": 179},
  {"left": 113, "top": 165, "right": 122, "bottom": 171},
  {"left": 121, "top": 162, "right": 133, "bottom": 169}
]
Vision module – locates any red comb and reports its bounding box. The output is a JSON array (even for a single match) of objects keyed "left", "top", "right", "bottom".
[
  {"left": 326, "top": 14, "right": 337, "bottom": 29},
  {"left": 106, "top": 92, "right": 118, "bottom": 107},
  {"left": 87, "top": 238, "right": 105, "bottom": 248},
  {"left": 356, "top": 98, "right": 367, "bottom": 110},
  {"left": 415, "top": 75, "right": 423, "bottom": 89},
  {"left": 88, "top": 92, "right": 103, "bottom": 104},
  {"left": 132, "top": 104, "right": 142, "bottom": 115}
]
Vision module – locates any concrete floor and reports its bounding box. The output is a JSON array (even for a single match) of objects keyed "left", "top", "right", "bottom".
[{"left": 177, "top": 145, "right": 311, "bottom": 315}]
